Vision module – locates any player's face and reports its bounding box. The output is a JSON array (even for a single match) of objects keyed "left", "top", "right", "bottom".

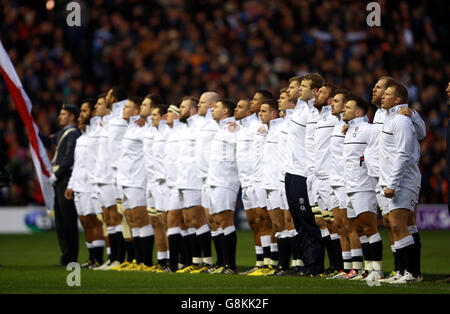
[
  {"left": 381, "top": 86, "right": 398, "bottom": 110},
  {"left": 212, "top": 101, "right": 225, "bottom": 122},
  {"left": 372, "top": 79, "right": 387, "bottom": 106},
  {"left": 151, "top": 108, "right": 162, "bottom": 127},
  {"left": 278, "top": 92, "right": 290, "bottom": 113},
  {"left": 198, "top": 95, "right": 211, "bottom": 116},
  {"left": 287, "top": 80, "right": 301, "bottom": 102},
  {"left": 343, "top": 100, "right": 357, "bottom": 122},
  {"left": 140, "top": 98, "right": 152, "bottom": 118},
  {"left": 79, "top": 102, "right": 91, "bottom": 125},
  {"left": 122, "top": 100, "right": 138, "bottom": 120},
  {"left": 314, "top": 86, "right": 331, "bottom": 109},
  {"left": 331, "top": 93, "right": 345, "bottom": 116},
  {"left": 94, "top": 97, "right": 108, "bottom": 117},
  {"left": 250, "top": 93, "right": 264, "bottom": 113},
  {"left": 179, "top": 100, "right": 193, "bottom": 120},
  {"left": 234, "top": 100, "right": 250, "bottom": 120},
  {"left": 299, "top": 79, "right": 314, "bottom": 101},
  {"left": 166, "top": 110, "right": 178, "bottom": 126},
  {"left": 58, "top": 109, "right": 73, "bottom": 127},
  {"left": 259, "top": 104, "right": 274, "bottom": 125}
]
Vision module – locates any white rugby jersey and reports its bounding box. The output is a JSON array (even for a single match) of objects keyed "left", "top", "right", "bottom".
[
  {"left": 117, "top": 115, "right": 147, "bottom": 188},
  {"left": 107, "top": 100, "right": 128, "bottom": 171},
  {"left": 152, "top": 120, "right": 169, "bottom": 183},
  {"left": 236, "top": 113, "right": 260, "bottom": 188},
  {"left": 378, "top": 104, "right": 421, "bottom": 192},
  {"left": 284, "top": 98, "right": 315, "bottom": 177},
  {"left": 368, "top": 107, "right": 426, "bottom": 179},
  {"left": 176, "top": 114, "right": 204, "bottom": 190},
  {"left": 328, "top": 114, "right": 346, "bottom": 187},
  {"left": 195, "top": 109, "right": 219, "bottom": 180},
  {"left": 86, "top": 116, "right": 101, "bottom": 186},
  {"left": 143, "top": 120, "right": 157, "bottom": 183},
  {"left": 164, "top": 120, "right": 183, "bottom": 188},
  {"left": 207, "top": 117, "right": 240, "bottom": 193},
  {"left": 262, "top": 118, "right": 285, "bottom": 190},
  {"left": 252, "top": 122, "right": 266, "bottom": 188},
  {"left": 68, "top": 127, "right": 90, "bottom": 192},
  {"left": 93, "top": 113, "right": 115, "bottom": 184},
  {"left": 305, "top": 106, "right": 319, "bottom": 177},
  {"left": 313, "top": 106, "right": 339, "bottom": 180},
  {"left": 343, "top": 117, "right": 378, "bottom": 193},
  {"left": 279, "top": 109, "right": 294, "bottom": 177}
]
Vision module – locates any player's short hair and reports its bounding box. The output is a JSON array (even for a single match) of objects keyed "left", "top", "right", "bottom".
[
  {"left": 288, "top": 76, "right": 304, "bottom": 85},
  {"left": 182, "top": 96, "right": 199, "bottom": 109},
  {"left": 110, "top": 86, "right": 127, "bottom": 102},
  {"left": 218, "top": 98, "right": 236, "bottom": 117},
  {"left": 345, "top": 94, "right": 369, "bottom": 115},
  {"left": 332, "top": 88, "right": 350, "bottom": 99},
  {"left": 256, "top": 89, "right": 273, "bottom": 101},
  {"left": 98, "top": 92, "right": 107, "bottom": 99},
  {"left": 81, "top": 99, "right": 96, "bottom": 112},
  {"left": 303, "top": 73, "right": 325, "bottom": 90},
  {"left": 378, "top": 76, "right": 396, "bottom": 88},
  {"left": 128, "top": 96, "right": 143, "bottom": 109},
  {"left": 322, "top": 82, "right": 337, "bottom": 98},
  {"left": 279, "top": 87, "right": 288, "bottom": 94},
  {"left": 386, "top": 81, "right": 409, "bottom": 104},
  {"left": 145, "top": 93, "right": 164, "bottom": 107},
  {"left": 261, "top": 99, "right": 279, "bottom": 113},
  {"left": 153, "top": 103, "right": 168, "bottom": 116}
]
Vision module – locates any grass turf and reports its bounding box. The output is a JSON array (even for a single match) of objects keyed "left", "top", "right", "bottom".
[{"left": 0, "top": 229, "right": 449, "bottom": 294}]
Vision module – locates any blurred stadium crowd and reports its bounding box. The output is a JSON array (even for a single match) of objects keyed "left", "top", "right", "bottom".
[{"left": 0, "top": 0, "right": 448, "bottom": 206}]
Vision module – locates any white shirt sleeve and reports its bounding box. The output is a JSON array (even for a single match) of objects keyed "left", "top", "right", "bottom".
[{"left": 410, "top": 110, "right": 426, "bottom": 141}]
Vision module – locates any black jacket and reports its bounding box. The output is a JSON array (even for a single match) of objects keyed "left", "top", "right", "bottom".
[{"left": 51, "top": 125, "right": 81, "bottom": 183}]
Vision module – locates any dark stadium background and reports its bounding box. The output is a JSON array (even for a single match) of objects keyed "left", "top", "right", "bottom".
[{"left": 0, "top": 0, "right": 448, "bottom": 208}]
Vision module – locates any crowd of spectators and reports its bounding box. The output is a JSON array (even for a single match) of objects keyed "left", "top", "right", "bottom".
[{"left": 0, "top": 0, "right": 448, "bottom": 206}]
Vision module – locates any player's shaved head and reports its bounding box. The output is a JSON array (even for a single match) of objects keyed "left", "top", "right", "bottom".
[{"left": 200, "top": 91, "right": 219, "bottom": 104}]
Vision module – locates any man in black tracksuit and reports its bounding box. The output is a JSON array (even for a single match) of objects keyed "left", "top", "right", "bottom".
[{"left": 50, "top": 104, "right": 81, "bottom": 266}]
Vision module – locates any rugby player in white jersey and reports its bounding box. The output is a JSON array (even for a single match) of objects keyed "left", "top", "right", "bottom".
[
  {"left": 277, "top": 88, "right": 303, "bottom": 272},
  {"left": 104, "top": 87, "right": 136, "bottom": 271},
  {"left": 147, "top": 102, "right": 171, "bottom": 271},
  {"left": 342, "top": 95, "right": 383, "bottom": 281},
  {"left": 284, "top": 73, "right": 325, "bottom": 276},
  {"left": 326, "top": 90, "right": 364, "bottom": 279},
  {"left": 311, "top": 83, "right": 344, "bottom": 276},
  {"left": 90, "top": 94, "right": 125, "bottom": 270},
  {"left": 371, "top": 77, "right": 426, "bottom": 281},
  {"left": 136, "top": 94, "right": 170, "bottom": 272},
  {"left": 379, "top": 82, "right": 422, "bottom": 284},
  {"left": 175, "top": 96, "right": 213, "bottom": 273},
  {"left": 207, "top": 99, "right": 239, "bottom": 274},
  {"left": 258, "top": 100, "right": 292, "bottom": 275},
  {"left": 164, "top": 105, "right": 185, "bottom": 272},
  {"left": 65, "top": 100, "right": 105, "bottom": 268},
  {"left": 233, "top": 98, "right": 265, "bottom": 275},
  {"left": 248, "top": 90, "right": 278, "bottom": 273},
  {"left": 117, "top": 97, "right": 153, "bottom": 270},
  {"left": 190, "top": 91, "right": 221, "bottom": 274}
]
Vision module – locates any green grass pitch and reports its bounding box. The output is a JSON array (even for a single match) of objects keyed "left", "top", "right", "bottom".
[{"left": 0, "top": 229, "right": 449, "bottom": 294}]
